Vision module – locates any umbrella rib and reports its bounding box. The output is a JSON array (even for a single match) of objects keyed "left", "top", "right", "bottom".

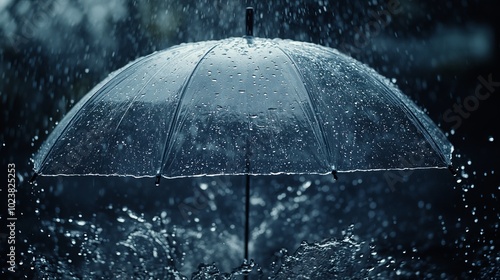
[
  {"left": 157, "top": 44, "right": 220, "bottom": 177},
  {"left": 275, "top": 46, "right": 335, "bottom": 171},
  {"left": 114, "top": 59, "right": 174, "bottom": 132},
  {"left": 370, "top": 75, "right": 451, "bottom": 167}
]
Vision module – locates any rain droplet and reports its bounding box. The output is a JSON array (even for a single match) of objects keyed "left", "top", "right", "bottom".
[
  {"left": 488, "top": 136, "right": 494, "bottom": 142},
  {"left": 239, "top": 89, "right": 245, "bottom": 94}
]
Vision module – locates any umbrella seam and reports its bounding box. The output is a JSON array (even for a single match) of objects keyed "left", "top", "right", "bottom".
[
  {"left": 36, "top": 165, "right": 448, "bottom": 179},
  {"left": 158, "top": 43, "right": 221, "bottom": 176},
  {"left": 274, "top": 45, "right": 335, "bottom": 171}
]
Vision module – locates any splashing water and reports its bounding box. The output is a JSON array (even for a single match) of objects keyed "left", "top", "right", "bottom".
[
  {"left": 20, "top": 170, "right": 473, "bottom": 279},
  {"left": 29, "top": 209, "right": 379, "bottom": 279},
  {"left": 272, "top": 225, "right": 373, "bottom": 279}
]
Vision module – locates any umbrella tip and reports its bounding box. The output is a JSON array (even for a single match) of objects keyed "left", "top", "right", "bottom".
[
  {"left": 448, "top": 165, "right": 458, "bottom": 176},
  {"left": 246, "top": 7, "right": 254, "bottom": 37},
  {"left": 331, "top": 170, "right": 338, "bottom": 181},
  {"left": 155, "top": 174, "right": 161, "bottom": 187},
  {"left": 29, "top": 172, "right": 38, "bottom": 184}
]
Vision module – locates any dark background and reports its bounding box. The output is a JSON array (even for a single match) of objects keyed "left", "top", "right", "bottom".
[{"left": 1, "top": 0, "right": 499, "bottom": 278}]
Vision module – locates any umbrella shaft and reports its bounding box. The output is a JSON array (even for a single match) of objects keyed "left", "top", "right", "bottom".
[{"left": 244, "top": 173, "right": 250, "bottom": 261}]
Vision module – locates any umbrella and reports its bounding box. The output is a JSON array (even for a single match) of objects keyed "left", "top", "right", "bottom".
[{"left": 31, "top": 7, "right": 453, "bottom": 267}]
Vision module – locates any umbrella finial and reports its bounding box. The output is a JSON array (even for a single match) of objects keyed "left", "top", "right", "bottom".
[
  {"left": 448, "top": 165, "right": 458, "bottom": 176},
  {"left": 29, "top": 172, "right": 38, "bottom": 184},
  {"left": 246, "top": 7, "right": 254, "bottom": 36}
]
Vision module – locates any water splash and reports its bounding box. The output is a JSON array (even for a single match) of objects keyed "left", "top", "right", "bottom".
[
  {"left": 23, "top": 171, "right": 490, "bottom": 279},
  {"left": 28, "top": 207, "right": 380, "bottom": 279},
  {"left": 271, "top": 225, "right": 374, "bottom": 279}
]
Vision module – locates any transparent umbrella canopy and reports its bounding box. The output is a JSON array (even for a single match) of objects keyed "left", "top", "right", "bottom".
[
  {"left": 31, "top": 7, "right": 453, "bottom": 266},
  {"left": 32, "top": 34, "right": 453, "bottom": 179}
]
